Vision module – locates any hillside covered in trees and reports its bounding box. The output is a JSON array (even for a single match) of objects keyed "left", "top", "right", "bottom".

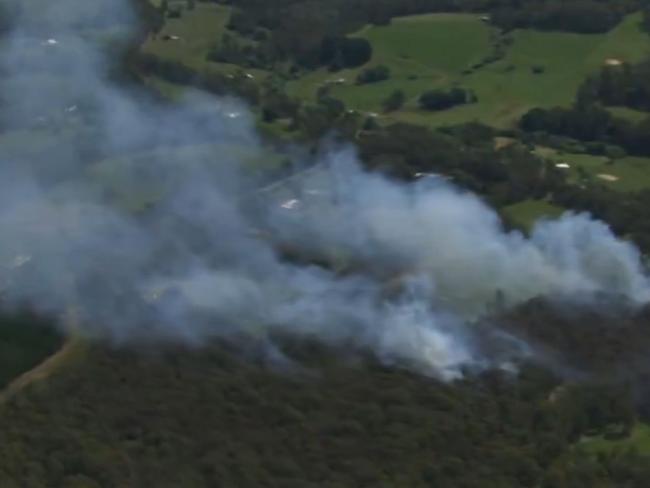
[{"left": 2, "top": 301, "right": 650, "bottom": 487}]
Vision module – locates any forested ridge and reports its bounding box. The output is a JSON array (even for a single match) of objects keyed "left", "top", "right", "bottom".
[{"left": 2, "top": 303, "right": 650, "bottom": 488}]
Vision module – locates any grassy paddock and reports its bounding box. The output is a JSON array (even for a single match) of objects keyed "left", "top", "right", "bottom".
[
  {"left": 607, "top": 106, "right": 650, "bottom": 123},
  {"left": 140, "top": 7, "right": 650, "bottom": 129},
  {"left": 290, "top": 12, "right": 650, "bottom": 128},
  {"left": 537, "top": 147, "right": 650, "bottom": 192},
  {"left": 140, "top": 3, "right": 272, "bottom": 100},
  {"left": 502, "top": 199, "right": 565, "bottom": 231},
  {"left": 141, "top": 3, "right": 231, "bottom": 67},
  {"left": 579, "top": 423, "right": 650, "bottom": 456},
  {"left": 288, "top": 13, "right": 493, "bottom": 111},
  {"left": 414, "top": 12, "right": 650, "bottom": 128}
]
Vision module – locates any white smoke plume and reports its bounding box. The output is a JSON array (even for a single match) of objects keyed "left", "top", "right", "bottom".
[
  {"left": 267, "top": 152, "right": 650, "bottom": 314},
  {"left": 0, "top": 0, "right": 648, "bottom": 380}
]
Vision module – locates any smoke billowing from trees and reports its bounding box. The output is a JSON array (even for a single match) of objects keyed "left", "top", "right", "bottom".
[{"left": 0, "top": 0, "right": 648, "bottom": 380}]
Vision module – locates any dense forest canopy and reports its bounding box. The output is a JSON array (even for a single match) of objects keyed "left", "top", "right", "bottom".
[
  {"left": 580, "top": 61, "right": 650, "bottom": 111},
  {"left": 2, "top": 301, "right": 650, "bottom": 486}
]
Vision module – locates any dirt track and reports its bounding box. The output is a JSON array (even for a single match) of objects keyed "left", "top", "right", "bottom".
[{"left": 0, "top": 339, "right": 78, "bottom": 405}]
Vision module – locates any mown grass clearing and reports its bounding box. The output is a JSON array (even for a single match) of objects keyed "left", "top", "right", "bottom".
[
  {"left": 287, "top": 13, "right": 493, "bottom": 111},
  {"left": 141, "top": 3, "right": 231, "bottom": 69},
  {"left": 608, "top": 105, "right": 650, "bottom": 123},
  {"left": 502, "top": 199, "right": 565, "bottom": 231},
  {"left": 290, "top": 12, "right": 650, "bottom": 128},
  {"left": 361, "top": 13, "right": 494, "bottom": 74},
  {"left": 487, "top": 13, "right": 649, "bottom": 104},
  {"left": 141, "top": 2, "right": 270, "bottom": 79},
  {"left": 141, "top": 8, "right": 649, "bottom": 130},
  {"left": 579, "top": 423, "right": 650, "bottom": 456},
  {"left": 411, "top": 12, "right": 650, "bottom": 128},
  {"left": 140, "top": 3, "right": 272, "bottom": 99},
  {"left": 537, "top": 147, "right": 650, "bottom": 192}
]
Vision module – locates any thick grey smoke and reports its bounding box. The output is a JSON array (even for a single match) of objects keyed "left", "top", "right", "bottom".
[
  {"left": 267, "top": 152, "right": 650, "bottom": 314},
  {"left": 0, "top": 0, "right": 648, "bottom": 380}
]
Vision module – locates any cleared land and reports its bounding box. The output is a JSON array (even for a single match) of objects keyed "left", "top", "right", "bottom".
[
  {"left": 608, "top": 106, "right": 650, "bottom": 123},
  {"left": 291, "top": 12, "right": 650, "bottom": 128},
  {"left": 141, "top": 3, "right": 231, "bottom": 69},
  {"left": 288, "top": 13, "right": 494, "bottom": 113},
  {"left": 579, "top": 423, "right": 650, "bottom": 456},
  {"left": 405, "top": 12, "right": 650, "bottom": 127},
  {"left": 502, "top": 199, "right": 565, "bottom": 231},
  {"left": 139, "top": 8, "right": 650, "bottom": 129},
  {"left": 140, "top": 2, "right": 268, "bottom": 80},
  {"left": 538, "top": 148, "right": 650, "bottom": 192}
]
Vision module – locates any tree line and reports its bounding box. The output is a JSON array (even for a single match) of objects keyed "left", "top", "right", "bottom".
[
  {"left": 490, "top": 0, "right": 638, "bottom": 34},
  {"left": 215, "top": 0, "right": 641, "bottom": 69},
  {"left": 579, "top": 60, "right": 650, "bottom": 112},
  {"left": 520, "top": 104, "right": 650, "bottom": 157},
  {"left": 0, "top": 318, "right": 647, "bottom": 488}
]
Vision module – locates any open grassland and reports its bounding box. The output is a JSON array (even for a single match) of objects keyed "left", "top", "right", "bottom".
[
  {"left": 607, "top": 106, "right": 650, "bottom": 123},
  {"left": 141, "top": 3, "right": 230, "bottom": 69},
  {"left": 140, "top": 2, "right": 272, "bottom": 101},
  {"left": 140, "top": 2, "right": 268, "bottom": 79},
  {"left": 288, "top": 13, "right": 493, "bottom": 112},
  {"left": 537, "top": 147, "right": 650, "bottom": 192},
  {"left": 139, "top": 8, "right": 650, "bottom": 129},
  {"left": 579, "top": 423, "right": 650, "bottom": 456},
  {"left": 502, "top": 199, "right": 565, "bottom": 231},
  {"left": 415, "top": 12, "right": 650, "bottom": 127},
  {"left": 464, "top": 12, "right": 650, "bottom": 119},
  {"left": 291, "top": 12, "right": 650, "bottom": 128}
]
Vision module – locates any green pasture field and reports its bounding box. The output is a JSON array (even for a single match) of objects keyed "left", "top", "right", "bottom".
[
  {"left": 607, "top": 106, "right": 650, "bottom": 123},
  {"left": 140, "top": 2, "right": 268, "bottom": 78},
  {"left": 538, "top": 147, "right": 650, "bottom": 192},
  {"left": 579, "top": 423, "right": 650, "bottom": 456},
  {"left": 502, "top": 199, "right": 565, "bottom": 231},
  {"left": 141, "top": 3, "right": 231, "bottom": 69},
  {"left": 287, "top": 13, "right": 494, "bottom": 114},
  {"left": 140, "top": 6, "right": 650, "bottom": 130},
  {"left": 290, "top": 12, "right": 650, "bottom": 128}
]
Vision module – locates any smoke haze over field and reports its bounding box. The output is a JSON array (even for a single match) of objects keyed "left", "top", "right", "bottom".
[{"left": 0, "top": 0, "right": 649, "bottom": 379}]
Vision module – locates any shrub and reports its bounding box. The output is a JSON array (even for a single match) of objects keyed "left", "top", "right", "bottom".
[
  {"left": 356, "top": 65, "right": 391, "bottom": 84},
  {"left": 419, "top": 88, "right": 473, "bottom": 111},
  {"left": 382, "top": 89, "right": 406, "bottom": 112},
  {"left": 167, "top": 7, "right": 182, "bottom": 19},
  {"left": 320, "top": 37, "right": 372, "bottom": 69}
]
